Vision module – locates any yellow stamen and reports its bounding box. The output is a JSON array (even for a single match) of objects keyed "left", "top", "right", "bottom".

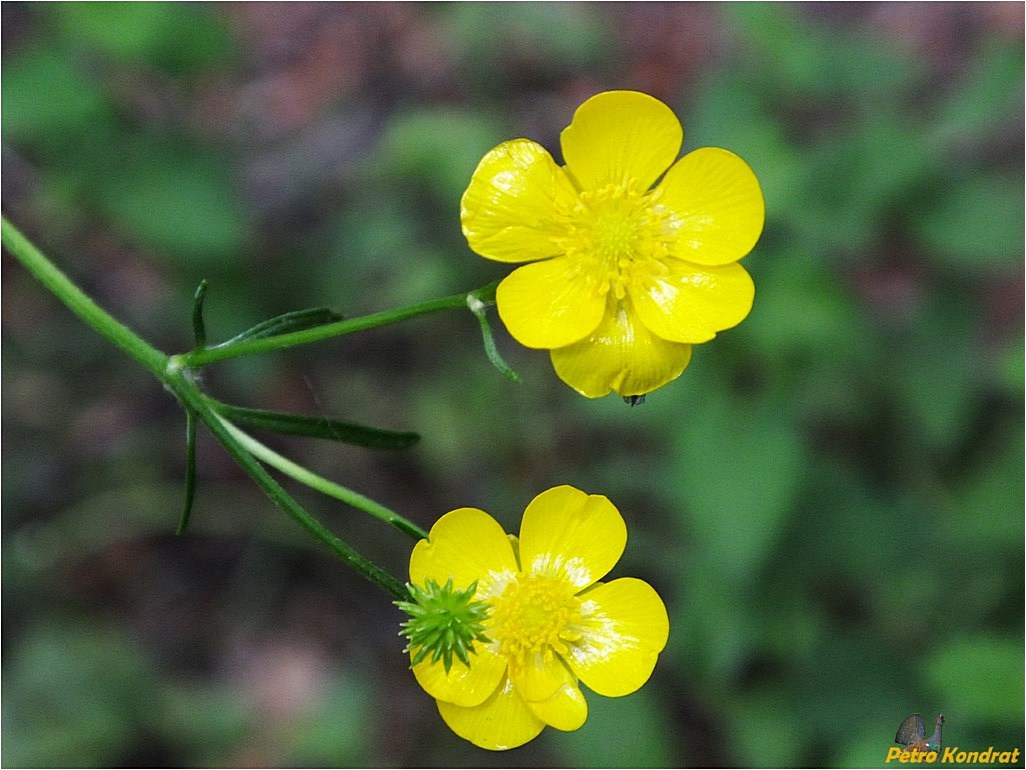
[
  {"left": 489, "top": 573, "right": 583, "bottom": 665},
  {"left": 557, "top": 180, "right": 672, "bottom": 301}
]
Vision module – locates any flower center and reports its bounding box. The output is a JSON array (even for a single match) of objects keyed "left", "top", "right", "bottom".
[
  {"left": 489, "top": 573, "right": 583, "bottom": 664},
  {"left": 561, "top": 180, "right": 672, "bottom": 301}
]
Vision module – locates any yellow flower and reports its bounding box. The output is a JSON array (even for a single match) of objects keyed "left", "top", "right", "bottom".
[
  {"left": 406, "top": 484, "right": 669, "bottom": 750},
  {"left": 461, "top": 90, "right": 764, "bottom": 398}
]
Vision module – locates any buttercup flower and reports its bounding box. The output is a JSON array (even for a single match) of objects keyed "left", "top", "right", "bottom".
[
  {"left": 461, "top": 90, "right": 764, "bottom": 398},
  {"left": 404, "top": 484, "right": 669, "bottom": 750}
]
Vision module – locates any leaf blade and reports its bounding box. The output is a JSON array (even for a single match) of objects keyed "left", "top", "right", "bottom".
[
  {"left": 215, "top": 307, "right": 345, "bottom": 348},
  {"left": 214, "top": 402, "right": 420, "bottom": 450}
]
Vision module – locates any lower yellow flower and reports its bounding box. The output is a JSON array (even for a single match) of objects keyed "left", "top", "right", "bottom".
[
  {"left": 461, "top": 90, "right": 764, "bottom": 398},
  {"left": 405, "top": 485, "right": 669, "bottom": 750}
]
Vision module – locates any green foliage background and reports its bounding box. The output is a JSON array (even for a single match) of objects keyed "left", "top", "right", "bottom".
[{"left": 3, "top": 3, "right": 1023, "bottom": 766}]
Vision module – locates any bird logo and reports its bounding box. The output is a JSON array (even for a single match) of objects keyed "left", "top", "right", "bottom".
[{"left": 895, "top": 713, "right": 945, "bottom": 752}]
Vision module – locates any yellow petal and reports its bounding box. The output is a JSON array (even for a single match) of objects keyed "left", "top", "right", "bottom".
[
  {"left": 518, "top": 485, "right": 626, "bottom": 590},
  {"left": 658, "top": 147, "right": 765, "bottom": 266},
  {"left": 409, "top": 507, "right": 518, "bottom": 598},
  {"left": 437, "top": 676, "right": 546, "bottom": 751},
  {"left": 496, "top": 257, "right": 606, "bottom": 349},
  {"left": 525, "top": 666, "right": 588, "bottom": 732},
  {"left": 560, "top": 91, "right": 682, "bottom": 191},
  {"left": 565, "top": 578, "right": 669, "bottom": 697},
  {"left": 549, "top": 299, "right": 693, "bottom": 398},
  {"left": 508, "top": 649, "right": 571, "bottom": 702},
  {"left": 460, "top": 139, "right": 579, "bottom": 263},
  {"left": 630, "top": 260, "right": 755, "bottom": 343},
  {"left": 412, "top": 645, "right": 508, "bottom": 708}
]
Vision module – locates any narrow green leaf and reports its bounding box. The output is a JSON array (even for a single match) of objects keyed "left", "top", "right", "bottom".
[
  {"left": 467, "top": 292, "right": 521, "bottom": 383},
  {"left": 178, "top": 385, "right": 409, "bottom": 600},
  {"left": 213, "top": 402, "right": 419, "bottom": 450},
  {"left": 191, "top": 280, "right": 207, "bottom": 350},
  {"left": 215, "top": 307, "right": 344, "bottom": 348},
  {"left": 176, "top": 408, "right": 198, "bottom": 534}
]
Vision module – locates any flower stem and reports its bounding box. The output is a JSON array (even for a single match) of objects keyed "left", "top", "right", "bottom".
[
  {"left": 216, "top": 416, "right": 428, "bottom": 541},
  {"left": 173, "top": 380, "right": 412, "bottom": 600},
  {"left": 3, "top": 216, "right": 412, "bottom": 600},
  {"left": 2, "top": 217, "right": 168, "bottom": 377},
  {"left": 176, "top": 281, "right": 501, "bottom": 368}
]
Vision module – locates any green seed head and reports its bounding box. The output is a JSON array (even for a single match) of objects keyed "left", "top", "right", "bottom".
[{"left": 396, "top": 577, "right": 491, "bottom": 674}]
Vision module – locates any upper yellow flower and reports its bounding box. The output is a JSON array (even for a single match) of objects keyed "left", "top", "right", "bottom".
[
  {"left": 407, "top": 485, "right": 669, "bottom": 750},
  {"left": 461, "top": 90, "right": 764, "bottom": 398}
]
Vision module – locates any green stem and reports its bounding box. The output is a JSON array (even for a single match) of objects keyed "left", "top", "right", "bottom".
[
  {"left": 2, "top": 217, "right": 168, "bottom": 377},
  {"left": 173, "top": 380, "right": 411, "bottom": 600},
  {"left": 176, "top": 281, "right": 500, "bottom": 368},
  {"left": 217, "top": 417, "right": 428, "bottom": 541},
  {"left": 3, "top": 216, "right": 411, "bottom": 600}
]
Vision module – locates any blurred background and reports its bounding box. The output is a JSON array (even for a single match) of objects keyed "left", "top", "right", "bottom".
[{"left": 2, "top": 2, "right": 1023, "bottom": 766}]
